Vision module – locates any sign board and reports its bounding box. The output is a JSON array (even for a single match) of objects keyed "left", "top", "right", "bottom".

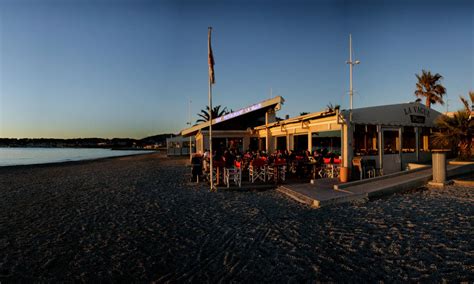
[
  {"left": 342, "top": 102, "right": 441, "bottom": 127},
  {"left": 214, "top": 103, "right": 263, "bottom": 123},
  {"left": 410, "top": 115, "right": 425, "bottom": 123}
]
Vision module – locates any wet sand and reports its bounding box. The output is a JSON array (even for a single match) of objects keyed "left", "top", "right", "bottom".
[{"left": 0, "top": 153, "right": 472, "bottom": 282}]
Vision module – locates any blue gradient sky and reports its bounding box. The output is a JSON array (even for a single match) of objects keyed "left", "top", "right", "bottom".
[{"left": 0, "top": 0, "right": 472, "bottom": 138}]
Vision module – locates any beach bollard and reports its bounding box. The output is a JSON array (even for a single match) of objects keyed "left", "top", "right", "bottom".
[{"left": 430, "top": 150, "right": 449, "bottom": 186}]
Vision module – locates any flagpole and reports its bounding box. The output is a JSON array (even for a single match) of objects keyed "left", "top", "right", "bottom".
[
  {"left": 188, "top": 98, "right": 192, "bottom": 162},
  {"left": 208, "top": 27, "right": 214, "bottom": 192}
]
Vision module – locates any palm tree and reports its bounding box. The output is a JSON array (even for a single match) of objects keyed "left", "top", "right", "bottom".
[
  {"left": 196, "top": 105, "right": 229, "bottom": 123},
  {"left": 432, "top": 92, "right": 474, "bottom": 160},
  {"left": 414, "top": 69, "right": 447, "bottom": 108},
  {"left": 326, "top": 103, "right": 340, "bottom": 112}
]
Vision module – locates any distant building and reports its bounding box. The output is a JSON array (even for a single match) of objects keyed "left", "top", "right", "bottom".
[
  {"left": 144, "top": 144, "right": 160, "bottom": 150},
  {"left": 166, "top": 136, "right": 195, "bottom": 156}
]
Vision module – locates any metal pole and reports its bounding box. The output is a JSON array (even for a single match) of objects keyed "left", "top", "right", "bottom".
[
  {"left": 188, "top": 99, "right": 192, "bottom": 161},
  {"left": 349, "top": 34, "right": 353, "bottom": 111},
  {"left": 208, "top": 27, "right": 214, "bottom": 192},
  {"left": 209, "top": 78, "right": 214, "bottom": 191}
]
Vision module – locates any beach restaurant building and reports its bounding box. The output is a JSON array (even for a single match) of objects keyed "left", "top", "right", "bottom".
[{"left": 179, "top": 96, "right": 442, "bottom": 175}]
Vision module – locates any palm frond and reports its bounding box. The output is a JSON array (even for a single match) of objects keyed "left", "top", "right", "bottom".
[
  {"left": 414, "top": 69, "right": 446, "bottom": 108},
  {"left": 434, "top": 98, "right": 473, "bottom": 160},
  {"left": 195, "top": 104, "right": 230, "bottom": 124},
  {"left": 460, "top": 96, "right": 470, "bottom": 113}
]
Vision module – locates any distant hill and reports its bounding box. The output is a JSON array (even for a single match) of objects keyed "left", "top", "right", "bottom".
[
  {"left": 140, "top": 133, "right": 176, "bottom": 145},
  {"left": 0, "top": 134, "right": 177, "bottom": 148}
]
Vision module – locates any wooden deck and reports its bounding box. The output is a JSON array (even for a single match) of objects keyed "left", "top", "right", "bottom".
[{"left": 277, "top": 162, "right": 474, "bottom": 208}]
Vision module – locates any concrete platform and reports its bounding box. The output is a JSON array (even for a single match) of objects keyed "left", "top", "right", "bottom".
[
  {"left": 277, "top": 162, "right": 474, "bottom": 208},
  {"left": 452, "top": 170, "right": 474, "bottom": 186},
  {"left": 453, "top": 179, "right": 474, "bottom": 186},
  {"left": 187, "top": 179, "right": 276, "bottom": 191},
  {"left": 277, "top": 181, "right": 365, "bottom": 208}
]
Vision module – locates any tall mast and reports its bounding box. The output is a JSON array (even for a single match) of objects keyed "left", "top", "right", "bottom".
[
  {"left": 349, "top": 34, "right": 353, "bottom": 110},
  {"left": 347, "top": 34, "right": 360, "bottom": 112}
]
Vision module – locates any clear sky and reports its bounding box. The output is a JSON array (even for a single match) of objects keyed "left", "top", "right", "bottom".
[{"left": 0, "top": 0, "right": 472, "bottom": 139}]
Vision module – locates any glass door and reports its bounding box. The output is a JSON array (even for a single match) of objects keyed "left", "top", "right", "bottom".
[{"left": 382, "top": 128, "right": 401, "bottom": 174}]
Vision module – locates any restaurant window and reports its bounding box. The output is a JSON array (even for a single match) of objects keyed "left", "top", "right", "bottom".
[
  {"left": 402, "top": 127, "right": 416, "bottom": 153},
  {"left": 212, "top": 138, "right": 226, "bottom": 152},
  {"left": 353, "top": 124, "right": 378, "bottom": 156},
  {"left": 259, "top": 138, "right": 266, "bottom": 151},
  {"left": 383, "top": 130, "right": 400, "bottom": 154},
  {"left": 227, "top": 138, "right": 243, "bottom": 153},
  {"left": 419, "top": 127, "right": 431, "bottom": 152},
  {"left": 249, "top": 138, "right": 259, "bottom": 151},
  {"left": 276, "top": 136, "right": 287, "bottom": 151},
  {"left": 294, "top": 134, "right": 308, "bottom": 152},
  {"left": 172, "top": 142, "right": 181, "bottom": 148},
  {"left": 312, "top": 131, "right": 341, "bottom": 154}
]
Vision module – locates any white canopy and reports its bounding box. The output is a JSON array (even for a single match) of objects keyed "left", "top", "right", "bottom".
[{"left": 341, "top": 102, "right": 442, "bottom": 127}]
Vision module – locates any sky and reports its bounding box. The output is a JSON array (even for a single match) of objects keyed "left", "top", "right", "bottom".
[{"left": 0, "top": 0, "right": 472, "bottom": 139}]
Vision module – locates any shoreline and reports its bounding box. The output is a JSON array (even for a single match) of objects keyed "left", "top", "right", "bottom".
[{"left": 0, "top": 151, "right": 164, "bottom": 171}]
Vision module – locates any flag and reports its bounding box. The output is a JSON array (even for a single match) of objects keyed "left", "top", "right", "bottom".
[{"left": 208, "top": 27, "right": 215, "bottom": 84}]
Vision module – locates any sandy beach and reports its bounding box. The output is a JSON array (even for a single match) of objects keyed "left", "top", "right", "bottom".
[{"left": 0, "top": 153, "right": 472, "bottom": 282}]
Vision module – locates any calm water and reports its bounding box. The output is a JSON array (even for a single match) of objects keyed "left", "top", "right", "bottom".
[{"left": 0, "top": 148, "right": 155, "bottom": 166}]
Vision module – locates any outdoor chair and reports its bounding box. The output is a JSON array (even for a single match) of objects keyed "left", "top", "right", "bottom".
[
  {"left": 288, "top": 161, "right": 297, "bottom": 175},
  {"left": 318, "top": 164, "right": 332, "bottom": 178},
  {"left": 249, "top": 158, "right": 266, "bottom": 183},
  {"left": 224, "top": 161, "right": 242, "bottom": 188},
  {"left": 352, "top": 157, "right": 364, "bottom": 180},
  {"left": 365, "top": 159, "right": 377, "bottom": 178},
  {"left": 267, "top": 159, "right": 287, "bottom": 182},
  {"left": 331, "top": 163, "right": 340, "bottom": 178},
  {"left": 204, "top": 160, "right": 225, "bottom": 185},
  {"left": 266, "top": 165, "right": 275, "bottom": 181},
  {"left": 205, "top": 167, "right": 218, "bottom": 183},
  {"left": 352, "top": 157, "right": 377, "bottom": 180},
  {"left": 318, "top": 163, "right": 339, "bottom": 179}
]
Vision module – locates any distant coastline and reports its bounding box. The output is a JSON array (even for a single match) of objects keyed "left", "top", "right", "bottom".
[
  {"left": 0, "top": 134, "right": 174, "bottom": 150},
  {"left": 0, "top": 145, "right": 163, "bottom": 151}
]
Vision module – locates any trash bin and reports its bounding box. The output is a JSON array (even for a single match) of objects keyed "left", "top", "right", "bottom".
[{"left": 339, "top": 167, "right": 350, "bottom": 183}]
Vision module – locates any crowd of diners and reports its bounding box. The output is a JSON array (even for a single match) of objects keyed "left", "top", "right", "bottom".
[{"left": 190, "top": 146, "right": 342, "bottom": 183}]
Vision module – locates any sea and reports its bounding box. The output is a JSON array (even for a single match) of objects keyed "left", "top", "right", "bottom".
[{"left": 0, "top": 148, "right": 155, "bottom": 166}]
